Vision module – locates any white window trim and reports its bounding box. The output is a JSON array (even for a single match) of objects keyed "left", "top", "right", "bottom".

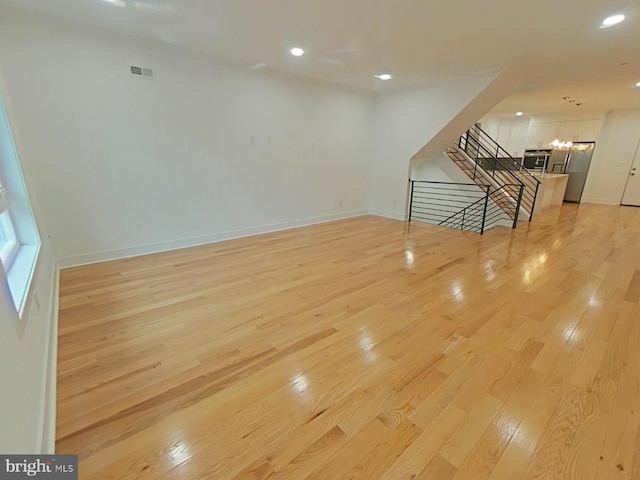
[
  {"left": 0, "top": 68, "right": 41, "bottom": 317},
  {"left": 0, "top": 185, "right": 7, "bottom": 212},
  {"left": 7, "top": 243, "right": 39, "bottom": 316},
  {"left": 0, "top": 217, "right": 20, "bottom": 268},
  {"left": 0, "top": 189, "right": 20, "bottom": 268}
]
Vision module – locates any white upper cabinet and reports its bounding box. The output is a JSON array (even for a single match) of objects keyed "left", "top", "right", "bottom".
[
  {"left": 497, "top": 126, "right": 511, "bottom": 149},
  {"left": 557, "top": 120, "right": 599, "bottom": 142},
  {"left": 482, "top": 123, "right": 499, "bottom": 140},
  {"left": 526, "top": 119, "right": 600, "bottom": 149},
  {"left": 528, "top": 123, "right": 560, "bottom": 149},
  {"left": 507, "top": 125, "right": 528, "bottom": 157},
  {"left": 558, "top": 122, "right": 579, "bottom": 142},
  {"left": 575, "top": 120, "right": 599, "bottom": 141},
  {"left": 541, "top": 123, "right": 560, "bottom": 147},
  {"left": 488, "top": 125, "right": 528, "bottom": 157},
  {"left": 527, "top": 125, "right": 544, "bottom": 149}
]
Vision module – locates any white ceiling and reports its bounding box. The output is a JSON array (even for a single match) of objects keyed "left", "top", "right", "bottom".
[{"left": 1, "top": 0, "right": 639, "bottom": 113}]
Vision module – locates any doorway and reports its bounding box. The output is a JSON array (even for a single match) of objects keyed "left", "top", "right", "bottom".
[{"left": 621, "top": 138, "right": 640, "bottom": 206}]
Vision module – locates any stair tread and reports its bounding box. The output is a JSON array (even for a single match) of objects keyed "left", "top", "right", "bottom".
[{"left": 445, "top": 145, "right": 533, "bottom": 222}]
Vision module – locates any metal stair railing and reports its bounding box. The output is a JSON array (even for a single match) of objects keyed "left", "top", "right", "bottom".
[
  {"left": 408, "top": 180, "right": 522, "bottom": 234},
  {"left": 444, "top": 146, "right": 525, "bottom": 224},
  {"left": 458, "top": 125, "right": 540, "bottom": 220}
]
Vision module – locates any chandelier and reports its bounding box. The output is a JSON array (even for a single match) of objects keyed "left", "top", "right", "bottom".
[{"left": 550, "top": 139, "right": 573, "bottom": 150}]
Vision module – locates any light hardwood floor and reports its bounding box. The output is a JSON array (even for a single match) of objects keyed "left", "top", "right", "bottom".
[{"left": 56, "top": 204, "right": 640, "bottom": 479}]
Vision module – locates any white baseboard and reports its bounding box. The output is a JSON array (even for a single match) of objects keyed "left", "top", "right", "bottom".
[
  {"left": 369, "top": 209, "right": 407, "bottom": 221},
  {"left": 38, "top": 265, "right": 59, "bottom": 454},
  {"left": 57, "top": 210, "right": 369, "bottom": 269},
  {"left": 581, "top": 198, "right": 620, "bottom": 206}
]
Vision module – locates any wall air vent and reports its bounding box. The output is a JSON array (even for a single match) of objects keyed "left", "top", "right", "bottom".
[{"left": 130, "top": 65, "right": 155, "bottom": 79}]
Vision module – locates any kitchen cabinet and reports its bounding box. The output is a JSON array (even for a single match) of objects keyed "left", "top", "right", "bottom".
[
  {"left": 527, "top": 125, "right": 545, "bottom": 149},
  {"left": 558, "top": 122, "right": 579, "bottom": 142},
  {"left": 578, "top": 120, "right": 599, "bottom": 141},
  {"left": 506, "top": 125, "right": 528, "bottom": 157},
  {"left": 541, "top": 123, "right": 560, "bottom": 147},
  {"left": 516, "top": 126, "right": 528, "bottom": 156},
  {"left": 527, "top": 120, "right": 600, "bottom": 149},
  {"left": 489, "top": 125, "right": 528, "bottom": 157},
  {"left": 559, "top": 120, "right": 599, "bottom": 142},
  {"left": 526, "top": 123, "right": 559, "bottom": 149},
  {"left": 558, "top": 122, "right": 578, "bottom": 142},
  {"left": 497, "top": 126, "right": 511, "bottom": 150},
  {"left": 523, "top": 173, "right": 569, "bottom": 213},
  {"left": 480, "top": 122, "right": 533, "bottom": 157},
  {"left": 482, "top": 123, "right": 499, "bottom": 140}
]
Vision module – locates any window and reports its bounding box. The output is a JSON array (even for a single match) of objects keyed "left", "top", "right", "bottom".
[
  {"left": 0, "top": 74, "right": 40, "bottom": 316},
  {"left": 0, "top": 184, "right": 19, "bottom": 269}
]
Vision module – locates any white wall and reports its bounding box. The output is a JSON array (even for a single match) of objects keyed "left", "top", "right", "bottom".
[
  {"left": 412, "top": 155, "right": 476, "bottom": 191},
  {"left": 370, "top": 69, "right": 522, "bottom": 220},
  {"left": 0, "top": 61, "right": 57, "bottom": 453},
  {"left": 583, "top": 110, "right": 640, "bottom": 205},
  {"left": 480, "top": 115, "right": 531, "bottom": 128},
  {"left": 411, "top": 155, "right": 476, "bottom": 184},
  {"left": 0, "top": 13, "right": 373, "bottom": 265}
]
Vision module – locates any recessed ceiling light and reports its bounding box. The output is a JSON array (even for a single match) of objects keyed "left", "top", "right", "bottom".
[
  {"left": 102, "top": 0, "right": 127, "bottom": 6},
  {"left": 516, "top": 112, "right": 524, "bottom": 116},
  {"left": 134, "top": 1, "right": 174, "bottom": 12},
  {"left": 374, "top": 74, "right": 392, "bottom": 80},
  {"left": 601, "top": 14, "right": 625, "bottom": 28},
  {"left": 636, "top": 81, "right": 640, "bottom": 87},
  {"left": 290, "top": 47, "right": 304, "bottom": 57}
]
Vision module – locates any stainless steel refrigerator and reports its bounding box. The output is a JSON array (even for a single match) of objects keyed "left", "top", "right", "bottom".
[{"left": 563, "top": 142, "right": 595, "bottom": 203}]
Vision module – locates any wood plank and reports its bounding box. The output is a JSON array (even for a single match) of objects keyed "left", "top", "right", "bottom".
[
  {"left": 439, "top": 394, "right": 503, "bottom": 468},
  {"left": 623, "top": 269, "right": 640, "bottom": 302}
]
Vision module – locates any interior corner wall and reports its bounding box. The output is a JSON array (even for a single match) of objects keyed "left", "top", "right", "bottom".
[
  {"left": 369, "top": 69, "right": 521, "bottom": 219},
  {"left": 0, "top": 14, "right": 373, "bottom": 265}
]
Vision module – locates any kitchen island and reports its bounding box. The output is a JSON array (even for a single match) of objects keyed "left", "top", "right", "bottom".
[{"left": 522, "top": 172, "right": 569, "bottom": 213}]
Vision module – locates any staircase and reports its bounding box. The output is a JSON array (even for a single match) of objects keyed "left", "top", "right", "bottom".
[
  {"left": 408, "top": 125, "right": 541, "bottom": 235},
  {"left": 456, "top": 125, "right": 540, "bottom": 221},
  {"left": 444, "top": 146, "right": 525, "bottom": 223}
]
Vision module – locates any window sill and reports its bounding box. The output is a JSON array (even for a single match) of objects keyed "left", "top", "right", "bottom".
[{"left": 7, "top": 243, "right": 39, "bottom": 317}]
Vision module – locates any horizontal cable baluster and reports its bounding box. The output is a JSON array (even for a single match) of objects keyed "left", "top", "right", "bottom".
[{"left": 408, "top": 180, "right": 493, "bottom": 234}]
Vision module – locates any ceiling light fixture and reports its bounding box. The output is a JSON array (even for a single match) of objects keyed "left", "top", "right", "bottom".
[
  {"left": 636, "top": 81, "right": 640, "bottom": 87},
  {"left": 290, "top": 47, "right": 304, "bottom": 57},
  {"left": 551, "top": 139, "right": 573, "bottom": 150},
  {"left": 601, "top": 14, "right": 625, "bottom": 28},
  {"left": 134, "top": 1, "right": 174, "bottom": 12},
  {"left": 562, "top": 96, "right": 584, "bottom": 107},
  {"left": 374, "top": 74, "right": 392, "bottom": 80},
  {"left": 516, "top": 112, "right": 524, "bottom": 116},
  {"left": 102, "top": 0, "right": 127, "bottom": 6}
]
